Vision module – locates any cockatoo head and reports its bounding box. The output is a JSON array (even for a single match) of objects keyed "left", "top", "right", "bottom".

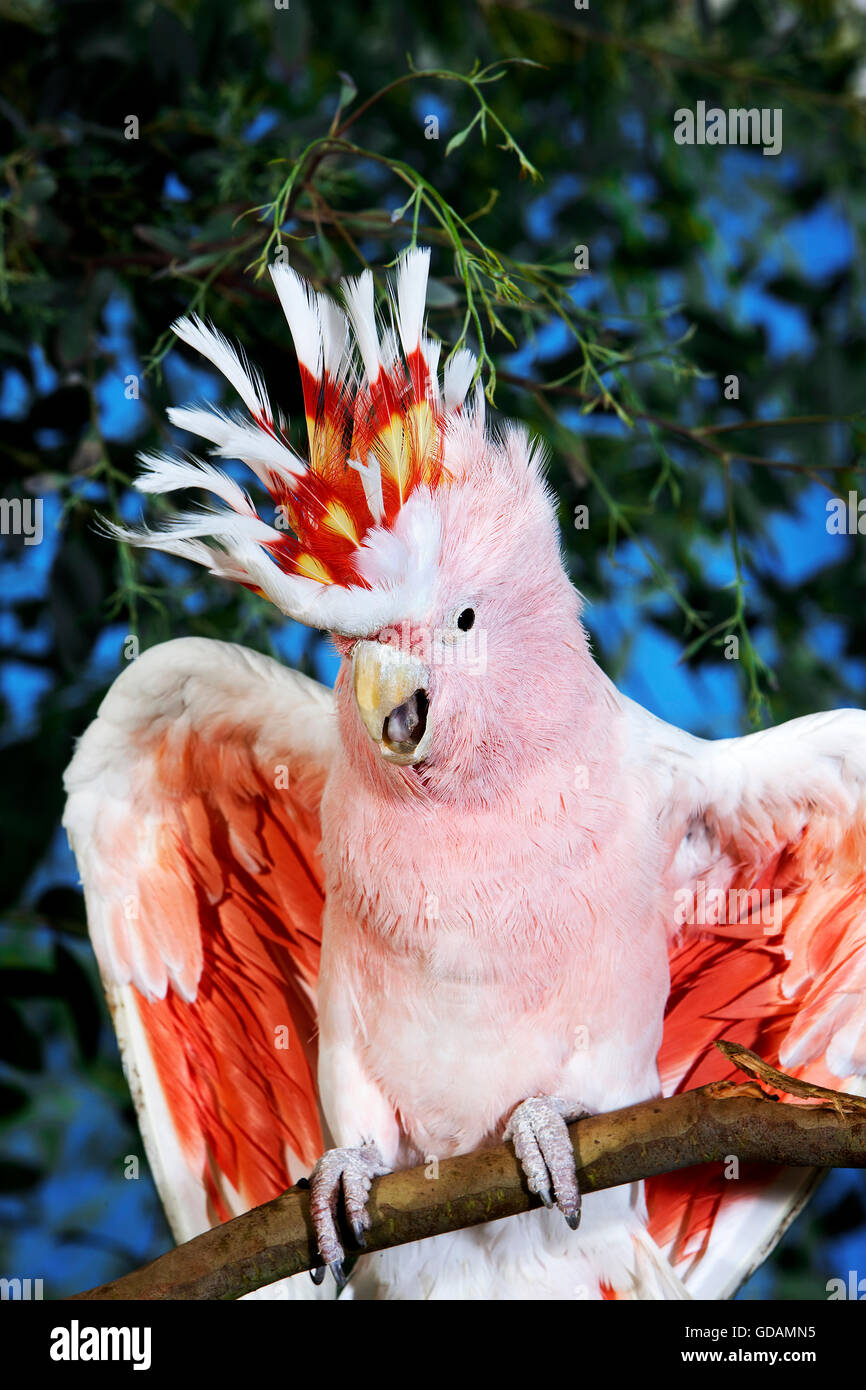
[
  {"left": 119, "top": 249, "right": 588, "bottom": 790},
  {"left": 335, "top": 415, "right": 586, "bottom": 796}
]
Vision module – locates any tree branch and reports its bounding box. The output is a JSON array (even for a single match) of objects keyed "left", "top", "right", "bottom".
[{"left": 70, "top": 1046, "right": 866, "bottom": 1301}]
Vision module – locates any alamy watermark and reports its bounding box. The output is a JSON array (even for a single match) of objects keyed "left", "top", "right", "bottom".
[
  {"left": 673, "top": 878, "right": 782, "bottom": 934},
  {"left": 0, "top": 497, "right": 43, "bottom": 545},
  {"left": 0, "top": 1276, "right": 43, "bottom": 1299},
  {"left": 377, "top": 619, "right": 488, "bottom": 675},
  {"left": 826, "top": 492, "right": 866, "bottom": 535},
  {"left": 50, "top": 1320, "right": 152, "bottom": 1370},
  {"left": 826, "top": 1270, "right": 866, "bottom": 1300},
  {"left": 674, "top": 101, "right": 782, "bottom": 157}
]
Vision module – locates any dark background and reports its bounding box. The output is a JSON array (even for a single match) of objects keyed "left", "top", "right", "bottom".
[{"left": 2, "top": 0, "right": 866, "bottom": 1297}]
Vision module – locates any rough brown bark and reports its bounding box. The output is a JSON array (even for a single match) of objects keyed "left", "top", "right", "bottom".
[{"left": 70, "top": 1046, "right": 866, "bottom": 1301}]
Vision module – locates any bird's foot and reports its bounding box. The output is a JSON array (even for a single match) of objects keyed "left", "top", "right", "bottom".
[
  {"left": 308, "top": 1141, "right": 390, "bottom": 1290},
  {"left": 504, "top": 1094, "right": 590, "bottom": 1231}
]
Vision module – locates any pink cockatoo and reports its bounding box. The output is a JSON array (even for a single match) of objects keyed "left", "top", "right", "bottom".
[{"left": 64, "top": 248, "right": 866, "bottom": 1300}]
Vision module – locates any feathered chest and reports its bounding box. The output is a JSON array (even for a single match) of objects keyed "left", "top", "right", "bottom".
[{"left": 319, "top": 758, "right": 667, "bottom": 991}]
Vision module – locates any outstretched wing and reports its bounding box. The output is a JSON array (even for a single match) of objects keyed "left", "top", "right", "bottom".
[
  {"left": 63, "top": 637, "right": 336, "bottom": 1248},
  {"left": 633, "top": 702, "right": 866, "bottom": 1298}
]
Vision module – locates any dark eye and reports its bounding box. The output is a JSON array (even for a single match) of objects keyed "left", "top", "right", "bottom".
[{"left": 457, "top": 608, "right": 475, "bottom": 631}]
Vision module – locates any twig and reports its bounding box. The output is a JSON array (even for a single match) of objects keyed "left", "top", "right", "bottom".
[{"left": 715, "top": 1041, "right": 866, "bottom": 1115}]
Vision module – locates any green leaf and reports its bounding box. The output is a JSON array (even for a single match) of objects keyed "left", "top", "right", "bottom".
[
  {"left": 336, "top": 70, "right": 357, "bottom": 109},
  {"left": 445, "top": 111, "right": 481, "bottom": 158}
]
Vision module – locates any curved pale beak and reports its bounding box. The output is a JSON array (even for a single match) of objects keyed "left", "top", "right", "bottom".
[{"left": 352, "top": 640, "right": 432, "bottom": 765}]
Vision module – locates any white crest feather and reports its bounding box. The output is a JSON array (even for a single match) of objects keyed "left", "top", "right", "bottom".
[
  {"left": 341, "top": 269, "right": 381, "bottom": 383},
  {"left": 269, "top": 263, "right": 323, "bottom": 376},
  {"left": 392, "top": 246, "right": 430, "bottom": 357},
  {"left": 443, "top": 348, "right": 478, "bottom": 412},
  {"left": 167, "top": 407, "right": 306, "bottom": 488},
  {"left": 134, "top": 451, "right": 258, "bottom": 519},
  {"left": 317, "top": 293, "right": 349, "bottom": 377},
  {"left": 422, "top": 336, "right": 442, "bottom": 404},
  {"left": 171, "top": 316, "right": 272, "bottom": 424}
]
